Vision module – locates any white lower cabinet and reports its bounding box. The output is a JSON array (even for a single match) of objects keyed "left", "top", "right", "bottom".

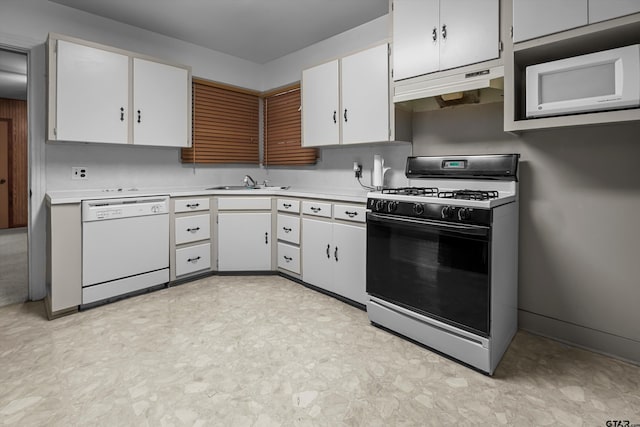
[
  {"left": 302, "top": 217, "right": 366, "bottom": 305},
  {"left": 277, "top": 242, "right": 300, "bottom": 274},
  {"left": 218, "top": 212, "right": 272, "bottom": 271},
  {"left": 176, "top": 243, "right": 211, "bottom": 277},
  {"left": 172, "top": 197, "right": 212, "bottom": 280}
]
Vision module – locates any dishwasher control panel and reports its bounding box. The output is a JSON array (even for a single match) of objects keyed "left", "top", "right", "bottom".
[{"left": 82, "top": 196, "right": 169, "bottom": 222}]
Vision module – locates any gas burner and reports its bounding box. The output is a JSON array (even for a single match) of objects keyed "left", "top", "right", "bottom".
[
  {"left": 438, "top": 189, "right": 499, "bottom": 200},
  {"left": 382, "top": 187, "right": 439, "bottom": 197}
]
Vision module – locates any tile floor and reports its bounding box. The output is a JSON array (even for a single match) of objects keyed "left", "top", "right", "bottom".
[
  {"left": 0, "top": 228, "right": 28, "bottom": 307},
  {"left": 0, "top": 275, "right": 639, "bottom": 426}
]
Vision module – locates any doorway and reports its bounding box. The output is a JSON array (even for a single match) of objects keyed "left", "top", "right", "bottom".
[{"left": 0, "top": 47, "right": 28, "bottom": 306}]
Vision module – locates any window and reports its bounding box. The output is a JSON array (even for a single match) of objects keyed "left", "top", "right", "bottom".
[
  {"left": 263, "top": 84, "right": 317, "bottom": 166},
  {"left": 182, "top": 79, "right": 259, "bottom": 164}
]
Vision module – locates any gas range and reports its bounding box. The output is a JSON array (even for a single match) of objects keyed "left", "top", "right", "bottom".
[{"left": 365, "top": 154, "right": 520, "bottom": 375}]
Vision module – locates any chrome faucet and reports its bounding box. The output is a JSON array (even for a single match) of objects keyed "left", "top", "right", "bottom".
[{"left": 243, "top": 175, "right": 257, "bottom": 188}]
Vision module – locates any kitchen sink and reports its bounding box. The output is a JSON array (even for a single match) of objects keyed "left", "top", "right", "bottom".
[{"left": 205, "top": 185, "right": 290, "bottom": 190}]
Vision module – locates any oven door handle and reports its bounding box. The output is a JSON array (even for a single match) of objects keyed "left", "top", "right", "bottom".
[{"left": 367, "top": 212, "right": 490, "bottom": 237}]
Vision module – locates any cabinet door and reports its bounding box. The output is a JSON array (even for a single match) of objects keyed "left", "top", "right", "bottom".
[
  {"left": 302, "top": 60, "right": 340, "bottom": 147},
  {"left": 512, "top": 0, "right": 588, "bottom": 43},
  {"left": 439, "top": 0, "right": 499, "bottom": 70},
  {"left": 218, "top": 212, "right": 271, "bottom": 271},
  {"left": 302, "top": 218, "right": 334, "bottom": 293},
  {"left": 341, "top": 44, "right": 390, "bottom": 144},
  {"left": 133, "top": 58, "right": 190, "bottom": 147},
  {"left": 56, "top": 40, "right": 129, "bottom": 143},
  {"left": 589, "top": 0, "right": 640, "bottom": 24},
  {"left": 332, "top": 223, "right": 366, "bottom": 305},
  {"left": 393, "top": 0, "right": 440, "bottom": 80}
]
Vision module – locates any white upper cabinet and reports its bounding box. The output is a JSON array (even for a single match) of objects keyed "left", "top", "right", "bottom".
[
  {"left": 302, "top": 44, "right": 391, "bottom": 147},
  {"left": 513, "top": 0, "right": 640, "bottom": 43},
  {"left": 133, "top": 58, "right": 189, "bottom": 147},
  {"left": 512, "top": 0, "right": 588, "bottom": 43},
  {"left": 589, "top": 0, "right": 640, "bottom": 24},
  {"left": 48, "top": 35, "right": 191, "bottom": 147},
  {"left": 392, "top": 0, "right": 499, "bottom": 81},
  {"left": 393, "top": 0, "right": 440, "bottom": 79},
  {"left": 55, "top": 40, "right": 129, "bottom": 144},
  {"left": 341, "top": 44, "right": 390, "bottom": 144},
  {"left": 301, "top": 60, "right": 340, "bottom": 146}
]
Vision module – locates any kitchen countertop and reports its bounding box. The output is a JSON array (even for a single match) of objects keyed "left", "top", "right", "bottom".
[{"left": 46, "top": 186, "right": 370, "bottom": 205}]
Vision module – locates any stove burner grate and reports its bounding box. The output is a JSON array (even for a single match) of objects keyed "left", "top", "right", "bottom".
[
  {"left": 438, "top": 189, "right": 499, "bottom": 200},
  {"left": 382, "top": 187, "right": 439, "bottom": 197}
]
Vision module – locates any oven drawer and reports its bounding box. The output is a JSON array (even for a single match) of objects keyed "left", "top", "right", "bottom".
[
  {"left": 277, "top": 199, "right": 300, "bottom": 213},
  {"left": 175, "top": 198, "right": 209, "bottom": 213},
  {"left": 277, "top": 242, "right": 300, "bottom": 274},
  {"left": 302, "top": 201, "right": 331, "bottom": 218},
  {"left": 175, "top": 214, "right": 210, "bottom": 244},
  {"left": 175, "top": 243, "right": 211, "bottom": 277},
  {"left": 334, "top": 204, "right": 366, "bottom": 223},
  {"left": 277, "top": 214, "right": 300, "bottom": 244}
]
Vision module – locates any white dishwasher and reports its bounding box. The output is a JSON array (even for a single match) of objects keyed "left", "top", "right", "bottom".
[{"left": 81, "top": 196, "right": 169, "bottom": 305}]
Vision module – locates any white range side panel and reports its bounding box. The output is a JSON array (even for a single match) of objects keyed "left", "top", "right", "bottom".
[
  {"left": 392, "top": 0, "right": 440, "bottom": 80},
  {"left": 218, "top": 212, "right": 271, "bottom": 271},
  {"left": 82, "top": 214, "right": 169, "bottom": 286},
  {"left": 512, "top": 0, "right": 588, "bottom": 43},
  {"left": 341, "top": 44, "right": 390, "bottom": 144},
  {"left": 489, "top": 202, "right": 519, "bottom": 373},
  {"left": 332, "top": 222, "right": 366, "bottom": 305},
  {"left": 56, "top": 40, "right": 129, "bottom": 143},
  {"left": 439, "top": 0, "right": 500, "bottom": 70},
  {"left": 133, "top": 58, "right": 189, "bottom": 147},
  {"left": 302, "top": 218, "right": 334, "bottom": 293},
  {"left": 302, "top": 59, "right": 340, "bottom": 147},
  {"left": 589, "top": 0, "right": 640, "bottom": 24}
]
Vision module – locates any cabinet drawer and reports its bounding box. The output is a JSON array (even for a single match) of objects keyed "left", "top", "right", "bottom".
[
  {"left": 302, "top": 201, "right": 332, "bottom": 218},
  {"left": 218, "top": 197, "right": 271, "bottom": 210},
  {"left": 277, "top": 199, "right": 300, "bottom": 213},
  {"left": 175, "top": 214, "right": 210, "bottom": 244},
  {"left": 175, "top": 198, "right": 209, "bottom": 213},
  {"left": 277, "top": 214, "right": 300, "bottom": 244},
  {"left": 175, "top": 243, "right": 211, "bottom": 277},
  {"left": 277, "top": 242, "right": 300, "bottom": 274},
  {"left": 334, "top": 204, "right": 366, "bottom": 223}
]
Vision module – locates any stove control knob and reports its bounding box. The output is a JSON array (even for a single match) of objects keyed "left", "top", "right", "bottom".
[
  {"left": 413, "top": 203, "right": 424, "bottom": 215},
  {"left": 387, "top": 201, "right": 398, "bottom": 213},
  {"left": 458, "top": 207, "right": 470, "bottom": 221},
  {"left": 375, "top": 200, "right": 386, "bottom": 212},
  {"left": 442, "top": 206, "right": 455, "bottom": 219}
]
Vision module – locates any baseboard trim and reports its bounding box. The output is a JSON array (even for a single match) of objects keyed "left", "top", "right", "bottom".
[{"left": 518, "top": 309, "right": 640, "bottom": 366}]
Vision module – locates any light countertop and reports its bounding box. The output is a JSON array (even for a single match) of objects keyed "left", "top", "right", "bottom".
[{"left": 46, "top": 186, "right": 370, "bottom": 205}]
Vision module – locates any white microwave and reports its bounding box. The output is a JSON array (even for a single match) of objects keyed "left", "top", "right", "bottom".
[{"left": 526, "top": 44, "right": 640, "bottom": 118}]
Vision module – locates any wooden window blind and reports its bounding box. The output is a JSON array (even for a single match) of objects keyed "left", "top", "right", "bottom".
[
  {"left": 263, "top": 85, "right": 317, "bottom": 166},
  {"left": 182, "top": 79, "right": 259, "bottom": 164}
]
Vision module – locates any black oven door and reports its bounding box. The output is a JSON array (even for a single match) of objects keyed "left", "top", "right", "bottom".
[{"left": 367, "top": 212, "right": 491, "bottom": 337}]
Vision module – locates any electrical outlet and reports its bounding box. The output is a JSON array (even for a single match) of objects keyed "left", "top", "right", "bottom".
[
  {"left": 71, "top": 166, "right": 88, "bottom": 180},
  {"left": 353, "top": 162, "right": 362, "bottom": 178}
]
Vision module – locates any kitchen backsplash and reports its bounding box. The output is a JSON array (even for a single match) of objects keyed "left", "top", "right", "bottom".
[{"left": 45, "top": 141, "right": 412, "bottom": 192}]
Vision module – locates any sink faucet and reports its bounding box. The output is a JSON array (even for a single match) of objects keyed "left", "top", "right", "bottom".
[{"left": 243, "top": 175, "right": 257, "bottom": 188}]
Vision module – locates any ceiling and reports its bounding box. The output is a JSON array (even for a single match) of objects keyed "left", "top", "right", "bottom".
[
  {"left": 49, "top": 0, "right": 389, "bottom": 64},
  {"left": 0, "top": 49, "right": 27, "bottom": 100}
]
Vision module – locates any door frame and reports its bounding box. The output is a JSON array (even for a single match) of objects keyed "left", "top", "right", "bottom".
[{"left": 1, "top": 34, "right": 41, "bottom": 301}]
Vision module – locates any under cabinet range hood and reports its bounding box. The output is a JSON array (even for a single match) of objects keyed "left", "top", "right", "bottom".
[{"left": 393, "top": 65, "right": 504, "bottom": 111}]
